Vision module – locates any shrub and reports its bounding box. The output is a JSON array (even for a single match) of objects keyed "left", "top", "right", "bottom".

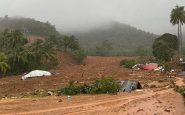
[
  {"left": 90, "top": 77, "right": 120, "bottom": 94},
  {"left": 59, "top": 77, "right": 120, "bottom": 95},
  {"left": 73, "top": 49, "right": 87, "bottom": 63},
  {"left": 120, "top": 60, "right": 138, "bottom": 69},
  {"left": 79, "top": 84, "right": 92, "bottom": 94},
  {"left": 174, "top": 86, "right": 185, "bottom": 97},
  {"left": 61, "top": 81, "right": 81, "bottom": 95}
]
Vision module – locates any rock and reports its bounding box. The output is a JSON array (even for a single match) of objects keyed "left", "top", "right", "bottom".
[
  {"left": 137, "top": 108, "right": 144, "bottom": 112},
  {"left": 150, "top": 84, "right": 156, "bottom": 88},
  {"left": 47, "top": 91, "right": 54, "bottom": 96},
  {"left": 11, "top": 97, "right": 18, "bottom": 99},
  {"left": 164, "top": 109, "right": 170, "bottom": 112},
  {"left": 32, "top": 99, "right": 37, "bottom": 102},
  {"left": 58, "top": 99, "right": 62, "bottom": 102},
  {"left": 143, "top": 84, "right": 149, "bottom": 88}
]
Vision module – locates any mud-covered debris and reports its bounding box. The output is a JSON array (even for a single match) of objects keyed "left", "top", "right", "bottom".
[{"left": 120, "top": 80, "right": 142, "bottom": 92}]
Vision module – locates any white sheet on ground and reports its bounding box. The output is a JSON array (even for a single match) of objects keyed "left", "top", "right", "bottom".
[{"left": 22, "top": 70, "right": 52, "bottom": 80}]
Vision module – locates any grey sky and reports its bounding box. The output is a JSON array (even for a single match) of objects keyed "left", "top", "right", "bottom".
[{"left": 0, "top": 0, "right": 185, "bottom": 34}]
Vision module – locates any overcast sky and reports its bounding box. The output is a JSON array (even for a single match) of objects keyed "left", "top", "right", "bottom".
[{"left": 0, "top": 0, "right": 185, "bottom": 34}]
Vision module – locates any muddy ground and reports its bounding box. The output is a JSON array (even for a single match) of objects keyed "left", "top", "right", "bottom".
[{"left": 0, "top": 54, "right": 184, "bottom": 115}]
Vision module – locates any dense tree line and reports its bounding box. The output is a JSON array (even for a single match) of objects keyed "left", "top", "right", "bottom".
[
  {"left": 0, "top": 29, "right": 57, "bottom": 74},
  {"left": 0, "top": 29, "right": 83, "bottom": 75}
]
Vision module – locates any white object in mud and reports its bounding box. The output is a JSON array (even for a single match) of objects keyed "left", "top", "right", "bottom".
[
  {"left": 22, "top": 70, "right": 52, "bottom": 80},
  {"left": 154, "top": 66, "right": 164, "bottom": 71}
]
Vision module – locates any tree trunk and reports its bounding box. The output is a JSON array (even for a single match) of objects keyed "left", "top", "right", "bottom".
[
  {"left": 180, "top": 23, "right": 183, "bottom": 59},
  {"left": 178, "top": 22, "right": 180, "bottom": 61}
]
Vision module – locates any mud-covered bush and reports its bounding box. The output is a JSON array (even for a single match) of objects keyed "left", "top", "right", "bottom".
[
  {"left": 79, "top": 84, "right": 92, "bottom": 94},
  {"left": 60, "top": 77, "right": 120, "bottom": 95},
  {"left": 120, "top": 60, "right": 138, "bottom": 69},
  {"left": 61, "top": 81, "right": 81, "bottom": 95},
  {"left": 90, "top": 77, "right": 120, "bottom": 94},
  {"left": 174, "top": 86, "right": 185, "bottom": 97},
  {"left": 157, "top": 60, "right": 172, "bottom": 73},
  {"left": 163, "top": 63, "right": 172, "bottom": 73}
]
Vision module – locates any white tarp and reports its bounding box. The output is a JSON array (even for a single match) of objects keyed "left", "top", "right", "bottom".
[{"left": 22, "top": 70, "right": 52, "bottom": 80}]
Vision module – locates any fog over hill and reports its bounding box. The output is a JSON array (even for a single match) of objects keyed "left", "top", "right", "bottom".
[
  {"left": 70, "top": 21, "right": 158, "bottom": 56},
  {"left": 0, "top": 16, "right": 58, "bottom": 36},
  {"left": 1, "top": 0, "right": 185, "bottom": 34},
  {"left": 0, "top": 16, "right": 181, "bottom": 56}
]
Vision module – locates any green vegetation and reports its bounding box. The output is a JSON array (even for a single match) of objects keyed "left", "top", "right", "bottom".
[
  {"left": 0, "top": 29, "right": 57, "bottom": 74},
  {"left": 59, "top": 77, "right": 120, "bottom": 95},
  {"left": 62, "top": 35, "right": 80, "bottom": 52},
  {"left": 0, "top": 16, "right": 58, "bottom": 36},
  {"left": 95, "top": 40, "right": 113, "bottom": 56},
  {"left": 46, "top": 34, "right": 85, "bottom": 63},
  {"left": 61, "top": 81, "right": 81, "bottom": 95},
  {"left": 0, "top": 52, "right": 9, "bottom": 73},
  {"left": 73, "top": 21, "right": 157, "bottom": 56},
  {"left": 157, "top": 60, "right": 172, "bottom": 73},
  {"left": 152, "top": 33, "right": 178, "bottom": 61},
  {"left": 90, "top": 77, "right": 120, "bottom": 94},
  {"left": 0, "top": 16, "right": 85, "bottom": 75},
  {"left": 0, "top": 29, "right": 82, "bottom": 74},
  {"left": 175, "top": 86, "right": 185, "bottom": 97},
  {"left": 170, "top": 5, "right": 185, "bottom": 59},
  {"left": 46, "top": 34, "right": 80, "bottom": 52},
  {"left": 73, "top": 49, "right": 87, "bottom": 63},
  {"left": 120, "top": 60, "right": 139, "bottom": 69},
  {"left": 26, "top": 39, "right": 57, "bottom": 70}
]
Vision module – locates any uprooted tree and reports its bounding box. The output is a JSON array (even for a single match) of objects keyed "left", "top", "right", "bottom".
[{"left": 152, "top": 33, "right": 178, "bottom": 61}]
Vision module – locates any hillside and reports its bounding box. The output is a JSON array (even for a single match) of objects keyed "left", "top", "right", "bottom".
[
  {"left": 72, "top": 21, "right": 158, "bottom": 56},
  {"left": 0, "top": 16, "right": 58, "bottom": 37}
]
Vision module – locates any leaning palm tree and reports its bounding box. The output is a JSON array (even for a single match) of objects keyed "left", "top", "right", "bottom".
[
  {"left": 170, "top": 5, "right": 185, "bottom": 60},
  {"left": 0, "top": 52, "right": 9, "bottom": 73}
]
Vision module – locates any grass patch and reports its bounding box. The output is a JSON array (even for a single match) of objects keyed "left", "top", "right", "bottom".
[{"left": 174, "top": 86, "right": 185, "bottom": 97}]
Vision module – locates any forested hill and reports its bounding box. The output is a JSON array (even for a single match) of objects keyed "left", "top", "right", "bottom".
[
  {"left": 71, "top": 21, "right": 159, "bottom": 56},
  {"left": 0, "top": 16, "right": 58, "bottom": 36}
]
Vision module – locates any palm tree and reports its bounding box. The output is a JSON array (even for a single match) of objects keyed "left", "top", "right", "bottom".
[
  {"left": 8, "top": 47, "right": 29, "bottom": 73},
  {"left": 28, "top": 39, "right": 56, "bottom": 69},
  {"left": 170, "top": 5, "right": 185, "bottom": 60},
  {"left": 0, "top": 52, "right": 9, "bottom": 73}
]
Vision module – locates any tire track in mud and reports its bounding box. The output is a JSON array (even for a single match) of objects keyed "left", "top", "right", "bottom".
[{"left": 3, "top": 89, "right": 172, "bottom": 115}]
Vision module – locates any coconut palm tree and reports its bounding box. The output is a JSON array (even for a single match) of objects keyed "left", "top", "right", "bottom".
[
  {"left": 0, "top": 52, "right": 9, "bottom": 73},
  {"left": 8, "top": 47, "right": 29, "bottom": 73},
  {"left": 170, "top": 5, "right": 185, "bottom": 60},
  {"left": 28, "top": 39, "right": 56, "bottom": 69}
]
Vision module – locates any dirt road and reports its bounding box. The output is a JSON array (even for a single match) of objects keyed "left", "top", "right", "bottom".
[{"left": 0, "top": 87, "right": 184, "bottom": 115}]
